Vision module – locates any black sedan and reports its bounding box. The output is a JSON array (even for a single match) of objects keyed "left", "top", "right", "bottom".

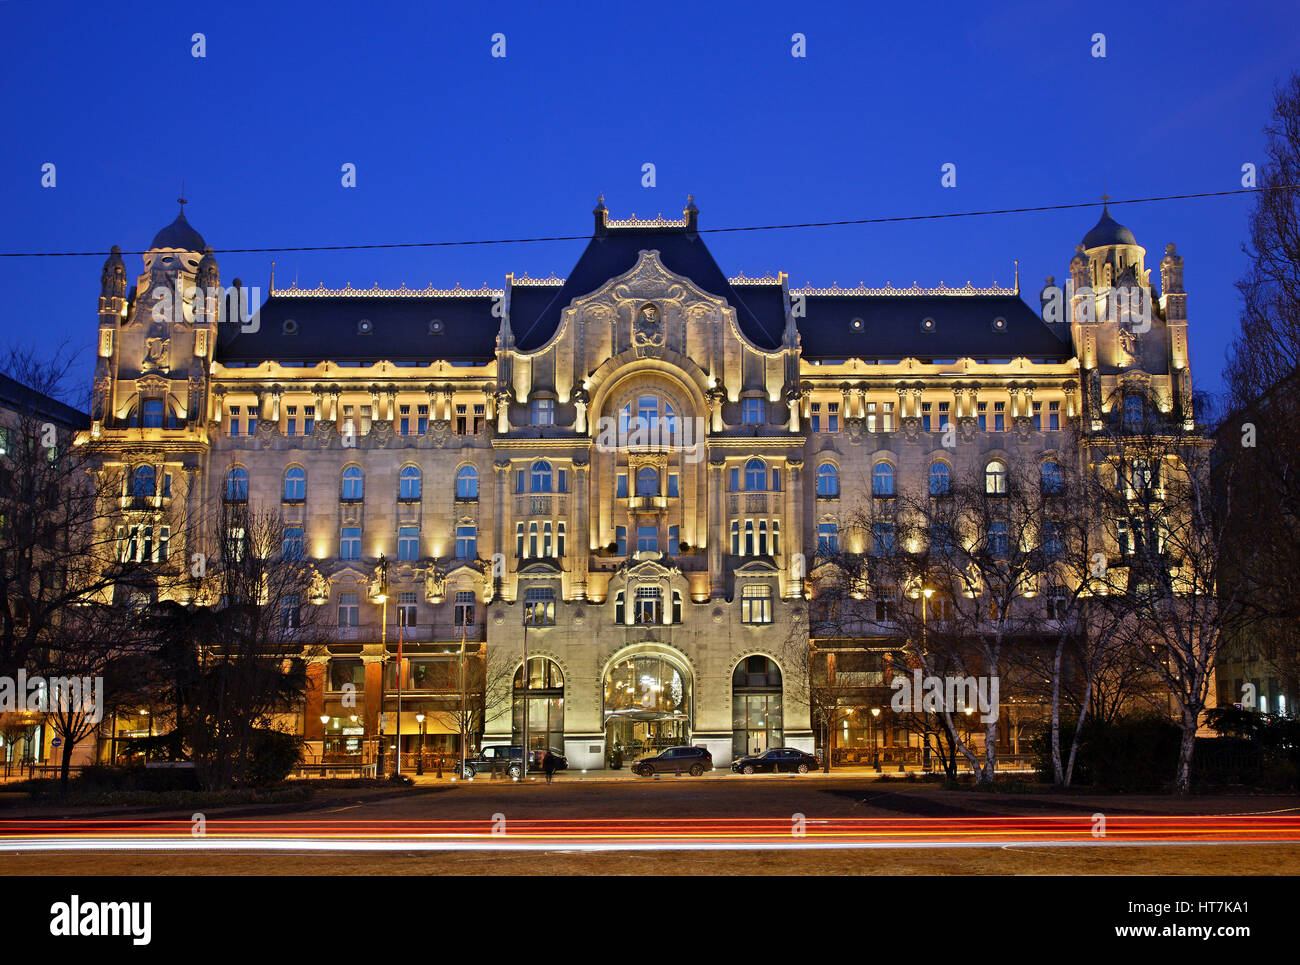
[{"left": 731, "top": 748, "right": 819, "bottom": 775}]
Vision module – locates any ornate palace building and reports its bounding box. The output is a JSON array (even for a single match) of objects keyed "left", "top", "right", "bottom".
[{"left": 80, "top": 197, "right": 1194, "bottom": 770}]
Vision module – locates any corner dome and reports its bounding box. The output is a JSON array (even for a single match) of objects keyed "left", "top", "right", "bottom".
[
  {"left": 150, "top": 207, "right": 206, "bottom": 252},
  {"left": 1082, "top": 205, "right": 1136, "bottom": 249}
]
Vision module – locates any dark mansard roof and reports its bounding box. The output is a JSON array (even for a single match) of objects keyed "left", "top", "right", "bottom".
[{"left": 214, "top": 212, "right": 1072, "bottom": 367}]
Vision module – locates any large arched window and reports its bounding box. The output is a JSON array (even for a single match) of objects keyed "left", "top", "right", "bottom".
[
  {"left": 635, "top": 466, "right": 660, "bottom": 497},
  {"left": 456, "top": 465, "right": 478, "bottom": 499},
  {"left": 732, "top": 656, "right": 783, "bottom": 758},
  {"left": 399, "top": 465, "right": 422, "bottom": 500},
  {"left": 985, "top": 459, "right": 1008, "bottom": 495},
  {"left": 283, "top": 466, "right": 306, "bottom": 501},
  {"left": 224, "top": 467, "right": 248, "bottom": 502},
  {"left": 132, "top": 466, "right": 155, "bottom": 501},
  {"left": 530, "top": 460, "right": 552, "bottom": 493},
  {"left": 872, "top": 462, "right": 895, "bottom": 497},
  {"left": 816, "top": 462, "right": 839, "bottom": 497},
  {"left": 513, "top": 657, "right": 564, "bottom": 758},
  {"left": 341, "top": 466, "right": 364, "bottom": 501},
  {"left": 744, "top": 458, "right": 767, "bottom": 492},
  {"left": 929, "top": 462, "right": 950, "bottom": 496},
  {"left": 1040, "top": 460, "right": 1064, "bottom": 495}
]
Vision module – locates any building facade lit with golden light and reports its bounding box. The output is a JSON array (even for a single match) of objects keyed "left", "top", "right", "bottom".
[{"left": 79, "top": 197, "right": 1195, "bottom": 770}]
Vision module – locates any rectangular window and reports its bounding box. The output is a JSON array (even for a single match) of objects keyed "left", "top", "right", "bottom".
[
  {"left": 729, "top": 467, "right": 740, "bottom": 492},
  {"left": 417, "top": 405, "right": 428, "bottom": 435},
  {"left": 338, "top": 591, "right": 359, "bottom": 627},
  {"left": 1049, "top": 401, "right": 1061, "bottom": 431},
  {"left": 866, "top": 402, "right": 877, "bottom": 433},
  {"left": 977, "top": 402, "right": 987, "bottom": 431},
  {"left": 399, "top": 404, "right": 411, "bottom": 436},
  {"left": 454, "top": 590, "right": 475, "bottom": 627},
  {"left": 882, "top": 402, "right": 894, "bottom": 432},
  {"left": 872, "top": 522, "right": 895, "bottom": 556},
  {"left": 557, "top": 522, "right": 566, "bottom": 557},
  {"left": 827, "top": 402, "right": 840, "bottom": 432},
  {"left": 668, "top": 525, "right": 680, "bottom": 555},
  {"left": 281, "top": 593, "right": 301, "bottom": 629},
  {"left": 636, "top": 525, "right": 658, "bottom": 553},
  {"left": 340, "top": 526, "right": 361, "bottom": 560},
  {"left": 810, "top": 403, "right": 821, "bottom": 433},
  {"left": 742, "top": 398, "right": 764, "bottom": 425},
  {"left": 396, "top": 591, "right": 417, "bottom": 628},
  {"left": 616, "top": 474, "right": 628, "bottom": 499},
  {"left": 938, "top": 401, "right": 950, "bottom": 430},
  {"left": 398, "top": 525, "right": 419, "bottom": 561},
  {"left": 515, "top": 522, "right": 525, "bottom": 558},
  {"left": 817, "top": 522, "right": 838, "bottom": 555},
  {"left": 283, "top": 527, "right": 304, "bottom": 561},
  {"left": 523, "top": 586, "right": 556, "bottom": 625},
  {"left": 667, "top": 473, "right": 679, "bottom": 498},
  {"left": 615, "top": 525, "right": 627, "bottom": 556},
  {"left": 634, "top": 586, "right": 662, "bottom": 625},
  {"left": 285, "top": 405, "right": 298, "bottom": 437},
  {"left": 771, "top": 468, "right": 781, "bottom": 491},
  {"left": 741, "top": 584, "right": 773, "bottom": 624},
  {"left": 531, "top": 398, "right": 555, "bottom": 426},
  {"left": 473, "top": 404, "right": 485, "bottom": 434},
  {"left": 456, "top": 525, "right": 476, "bottom": 560},
  {"left": 1032, "top": 402, "right": 1042, "bottom": 431},
  {"left": 304, "top": 405, "right": 315, "bottom": 435},
  {"left": 228, "top": 405, "right": 240, "bottom": 436},
  {"left": 455, "top": 404, "right": 467, "bottom": 435},
  {"left": 993, "top": 401, "right": 1005, "bottom": 432},
  {"left": 875, "top": 588, "right": 896, "bottom": 625},
  {"left": 987, "top": 521, "right": 1009, "bottom": 557},
  {"left": 921, "top": 402, "right": 932, "bottom": 432}
]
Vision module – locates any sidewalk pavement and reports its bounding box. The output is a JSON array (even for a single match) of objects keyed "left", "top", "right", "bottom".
[{"left": 402, "top": 765, "right": 1041, "bottom": 785}]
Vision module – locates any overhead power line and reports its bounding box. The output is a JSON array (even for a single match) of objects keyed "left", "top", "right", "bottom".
[{"left": 0, "top": 185, "right": 1293, "bottom": 258}]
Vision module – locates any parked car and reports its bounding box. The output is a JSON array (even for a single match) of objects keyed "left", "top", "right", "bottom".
[
  {"left": 462, "top": 745, "right": 567, "bottom": 779},
  {"left": 632, "top": 745, "right": 713, "bottom": 777},
  {"left": 731, "top": 748, "right": 819, "bottom": 775}
]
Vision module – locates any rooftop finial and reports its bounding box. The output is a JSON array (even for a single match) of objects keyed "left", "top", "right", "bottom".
[{"left": 178, "top": 180, "right": 188, "bottom": 212}]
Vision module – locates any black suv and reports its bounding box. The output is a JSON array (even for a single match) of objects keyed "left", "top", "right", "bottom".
[
  {"left": 632, "top": 745, "right": 713, "bottom": 777},
  {"left": 731, "top": 747, "right": 819, "bottom": 775},
  {"left": 461, "top": 746, "right": 567, "bottom": 780}
]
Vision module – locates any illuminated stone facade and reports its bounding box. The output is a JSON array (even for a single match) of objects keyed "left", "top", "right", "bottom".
[{"left": 79, "top": 199, "right": 1194, "bottom": 769}]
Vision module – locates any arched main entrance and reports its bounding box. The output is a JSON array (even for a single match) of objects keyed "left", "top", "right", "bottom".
[
  {"left": 603, "top": 651, "right": 692, "bottom": 763},
  {"left": 732, "top": 655, "right": 783, "bottom": 758}
]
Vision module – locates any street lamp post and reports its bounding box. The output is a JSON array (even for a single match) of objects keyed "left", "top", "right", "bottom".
[
  {"left": 319, "top": 714, "right": 329, "bottom": 776},
  {"left": 416, "top": 713, "right": 425, "bottom": 775},
  {"left": 520, "top": 604, "right": 529, "bottom": 782},
  {"left": 870, "top": 706, "right": 881, "bottom": 771},
  {"left": 919, "top": 586, "right": 933, "bottom": 771},
  {"left": 458, "top": 619, "right": 469, "bottom": 780}
]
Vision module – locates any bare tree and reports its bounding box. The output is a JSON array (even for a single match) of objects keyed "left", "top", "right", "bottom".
[
  {"left": 0, "top": 348, "right": 153, "bottom": 679},
  {"left": 145, "top": 494, "right": 328, "bottom": 790},
  {"left": 1084, "top": 393, "right": 1256, "bottom": 793}
]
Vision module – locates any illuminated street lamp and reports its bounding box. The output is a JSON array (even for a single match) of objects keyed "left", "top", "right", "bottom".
[
  {"left": 416, "top": 713, "right": 426, "bottom": 775},
  {"left": 318, "top": 714, "right": 329, "bottom": 776}
]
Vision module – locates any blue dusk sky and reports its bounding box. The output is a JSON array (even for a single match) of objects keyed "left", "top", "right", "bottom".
[{"left": 1, "top": 0, "right": 1298, "bottom": 405}]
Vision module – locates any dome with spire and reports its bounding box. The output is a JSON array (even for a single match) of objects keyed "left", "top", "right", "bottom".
[
  {"left": 150, "top": 205, "right": 206, "bottom": 252},
  {"left": 1082, "top": 204, "right": 1136, "bottom": 249}
]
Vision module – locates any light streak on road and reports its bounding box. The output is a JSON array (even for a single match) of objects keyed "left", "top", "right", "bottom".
[{"left": 1, "top": 816, "right": 1298, "bottom": 852}]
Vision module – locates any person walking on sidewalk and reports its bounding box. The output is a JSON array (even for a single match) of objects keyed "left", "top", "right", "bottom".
[{"left": 542, "top": 750, "right": 558, "bottom": 784}]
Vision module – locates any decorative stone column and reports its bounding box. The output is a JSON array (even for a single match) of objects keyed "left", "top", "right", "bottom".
[
  {"left": 786, "top": 458, "right": 804, "bottom": 598},
  {"left": 572, "top": 459, "right": 589, "bottom": 601},
  {"left": 493, "top": 460, "right": 510, "bottom": 597},
  {"left": 708, "top": 453, "right": 725, "bottom": 598}
]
